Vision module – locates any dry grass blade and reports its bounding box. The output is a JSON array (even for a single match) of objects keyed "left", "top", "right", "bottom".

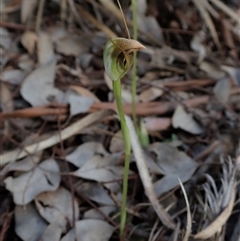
[
  {"left": 193, "top": 0, "right": 221, "bottom": 51},
  {"left": 193, "top": 159, "right": 237, "bottom": 240},
  {"left": 208, "top": 0, "right": 239, "bottom": 23},
  {"left": 178, "top": 178, "right": 192, "bottom": 241},
  {"left": 0, "top": 110, "right": 111, "bottom": 167},
  {"left": 125, "top": 116, "right": 176, "bottom": 229},
  {"left": 75, "top": 4, "right": 117, "bottom": 38},
  {"left": 35, "top": 0, "right": 45, "bottom": 32},
  {"left": 194, "top": 185, "right": 236, "bottom": 239}
]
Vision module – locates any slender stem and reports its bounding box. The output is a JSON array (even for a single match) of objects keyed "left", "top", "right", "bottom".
[
  {"left": 131, "top": 0, "right": 138, "bottom": 128},
  {"left": 113, "top": 79, "right": 131, "bottom": 238}
]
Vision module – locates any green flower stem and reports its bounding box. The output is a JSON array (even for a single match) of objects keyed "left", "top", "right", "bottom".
[
  {"left": 131, "top": 0, "right": 138, "bottom": 128},
  {"left": 113, "top": 79, "right": 131, "bottom": 236}
]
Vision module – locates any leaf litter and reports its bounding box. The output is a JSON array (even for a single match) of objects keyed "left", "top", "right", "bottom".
[{"left": 0, "top": 0, "right": 240, "bottom": 240}]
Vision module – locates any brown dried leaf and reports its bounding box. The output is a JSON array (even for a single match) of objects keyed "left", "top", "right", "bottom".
[
  {"left": 21, "top": 31, "right": 38, "bottom": 55},
  {"left": 109, "top": 130, "right": 124, "bottom": 153},
  {"left": 138, "top": 87, "right": 163, "bottom": 102}
]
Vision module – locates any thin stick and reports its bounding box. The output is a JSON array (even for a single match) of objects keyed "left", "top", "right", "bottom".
[{"left": 116, "top": 0, "right": 131, "bottom": 39}]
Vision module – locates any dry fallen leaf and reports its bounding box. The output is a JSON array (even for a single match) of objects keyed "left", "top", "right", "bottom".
[
  {"left": 75, "top": 181, "right": 115, "bottom": 205},
  {"left": 15, "top": 203, "right": 47, "bottom": 241},
  {"left": 55, "top": 35, "right": 90, "bottom": 56},
  {"left": 72, "top": 154, "right": 127, "bottom": 191},
  {"left": 138, "top": 87, "right": 163, "bottom": 102},
  {"left": 109, "top": 130, "right": 124, "bottom": 153},
  {"left": 35, "top": 187, "right": 79, "bottom": 232},
  {"left": 143, "top": 117, "right": 171, "bottom": 131},
  {"left": 21, "top": 31, "right": 38, "bottom": 55},
  {"left": 21, "top": 0, "right": 38, "bottom": 23},
  {"left": 190, "top": 31, "right": 207, "bottom": 63},
  {"left": 41, "top": 222, "right": 62, "bottom": 241},
  {"left": 172, "top": 105, "right": 204, "bottom": 135},
  {"left": 145, "top": 142, "right": 198, "bottom": 196},
  {"left": 213, "top": 78, "right": 231, "bottom": 103},
  {"left": 4, "top": 159, "right": 60, "bottom": 205},
  {"left": 136, "top": 0, "right": 163, "bottom": 43},
  {"left": 1, "top": 69, "right": 25, "bottom": 85},
  {"left": 84, "top": 206, "right": 116, "bottom": 220},
  {"left": 200, "top": 61, "right": 226, "bottom": 80},
  {"left": 66, "top": 142, "right": 108, "bottom": 168},
  {"left": 37, "top": 32, "right": 56, "bottom": 65},
  {"left": 20, "top": 61, "right": 64, "bottom": 107},
  {"left": 0, "top": 27, "right": 12, "bottom": 50},
  {"left": 61, "top": 219, "right": 114, "bottom": 241},
  {"left": 64, "top": 89, "right": 94, "bottom": 116}
]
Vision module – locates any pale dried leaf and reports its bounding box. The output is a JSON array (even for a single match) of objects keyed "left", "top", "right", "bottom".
[
  {"left": 35, "top": 187, "right": 79, "bottom": 231},
  {"left": 41, "top": 222, "right": 62, "bottom": 241},
  {"left": 55, "top": 35, "right": 89, "bottom": 56},
  {"left": 18, "top": 54, "right": 35, "bottom": 71},
  {"left": 21, "top": 31, "right": 38, "bottom": 55},
  {"left": 0, "top": 154, "right": 41, "bottom": 177},
  {"left": 190, "top": 31, "right": 207, "bottom": 63},
  {"left": 72, "top": 155, "right": 125, "bottom": 191},
  {"left": 1, "top": 69, "right": 25, "bottom": 85},
  {"left": 138, "top": 87, "right": 163, "bottom": 102},
  {"left": 109, "top": 130, "right": 124, "bottom": 153},
  {"left": 153, "top": 170, "right": 196, "bottom": 197},
  {"left": 64, "top": 89, "right": 94, "bottom": 116},
  {"left": 0, "top": 82, "right": 14, "bottom": 112},
  {"left": 138, "top": 16, "right": 163, "bottom": 43},
  {"left": 143, "top": 117, "right": 171, "bottom": 131},
  {"left": 221, "top": 65, "right": 240, "bottom": 86},
  {"left": 84, "top": 206, "right": 116, "bottom": 220},
  {"left": 0, "top": 27, "right": 12, "bottom": 49},
  {"left": 61, "top": 219, "right": 114, "bottom": 241},
  {"left": 76, "top": 182, "right": 115, "bottom": 205},
  {"left": 15, "top": 203, "right": 47, "bottom": 241},
  {"left": 20, "top": 61, "right": 64, "bottom": 106},
  {"left": 47, "top": 26, "right": 68, "bottom": 42},
  {"left": 70, "top": 85, "right": 100, "bottom": 102},
  {"left": 213, "top": 78, "right": 231, "bottom": 102},
  {"left": 37, "top": 32, "right": 55, "bottom": 65},
  {"left": 21, "top": 0, "right": 38, "bottom": 23},
  {"left": 66, "top": 142, "right": 108, "bottom": 168},
  {"left": 146, "top": 142, "right": 198, "bottom": 175},
  {"left": 136, "top": 0, "right": 163, "bottom": 42},
  {"left": 73, "top": 159, "right": 120, "bottom": 183},
  {"left": 200, "top": 61, "right": 226, "bottom": 80},
  {"left": 172, "top": 105, "right": 204, "bottom": 134},
  {"left": 4, "top": 159, "right": 60, "bottom": 205}
]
